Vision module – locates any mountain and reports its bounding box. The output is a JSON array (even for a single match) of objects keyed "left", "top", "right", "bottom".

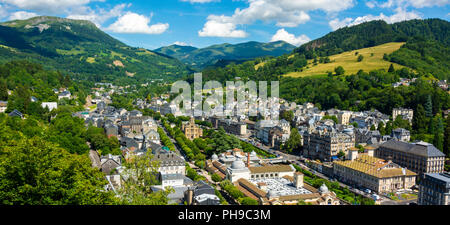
[
  {"left": 154, "top": 41, "right": 296, "bottom": 69},
  {"left": 0, "top": 16, "right": 192, "bottom": 83}
]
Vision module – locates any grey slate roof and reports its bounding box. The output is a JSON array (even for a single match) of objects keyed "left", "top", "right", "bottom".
[{"left": 380, "top": 140, "right": 445, "bottom": 158}]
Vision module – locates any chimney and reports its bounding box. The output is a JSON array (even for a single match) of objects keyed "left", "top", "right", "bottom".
[
  {"left": 294, "top": 172, "right": 304, "bottom": 188},
  {"left": 347, "top": 148, "right": 359, "bottom": 161},
  {"left": 366, "top": 147, "right": 375, "bottom": 157},
  {"left": 247, "top": 152, "right": 251, "bottom": 167},
  {"left": 184, "top": 188, "right": 194, "bottom": 205}
]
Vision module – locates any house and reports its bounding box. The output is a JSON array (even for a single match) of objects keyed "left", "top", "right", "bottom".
[
  {"left": 184, "top": 181, "right": 221, "bottom": 205},
  {"left": 100, "top": 154, "right": 121, "bottom": 175},
  {"left": 41, "top": 102, "right": 58, "bottom": 112},
  {"left": 0, "top": 101, "right": 7, "bottom": 113},
  {"left": 58, "top": 91, "right": 71, "bottom": 100},
  {"left": 8, "top": 109, "right": 23, "bottom": 118},
  {"left": 391, "top": 128, "right": 411, "bottom": 142}
]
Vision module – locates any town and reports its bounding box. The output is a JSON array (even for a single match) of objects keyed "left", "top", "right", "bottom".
[{"left": 45, "top": 79, "right": 448, "bottom": 206}]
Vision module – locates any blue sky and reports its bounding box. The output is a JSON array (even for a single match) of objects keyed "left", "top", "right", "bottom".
[{"left": 0, "top": 0, "right": 449, "bottom": 49}]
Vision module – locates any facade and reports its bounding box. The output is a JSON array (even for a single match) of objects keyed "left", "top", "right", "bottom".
[
  {"left": 151, "top": 151, "right": 186, "bottom": 175},
  {"left": 303, "top": 130, "right": 355, "bottom": 162},
  {"left": 418, "top": 172, "right": 450, "bottom": 205},
  {"left": 337, "top": 111, "right": 352, "bottom": 125},
  {"left": 391, "top": 128, "right": 411, "bottom": 142},
  {"left": 377, "top": 140, "right": 445, "bottom": 175},
  {"left": 182, "top": 117, "right": 203, "bottom": 140},
  {"left": 210, "top": 117, "right": 247, "bottom": 136},
  {"left": 333, "top": 150, "right": 417, "bottom": 194},
  {"left": 41, "top": 102, "right": 58, "bottom": 111},
  {"left": 393, "top": 108, "right": 414, "bottom": 124}
]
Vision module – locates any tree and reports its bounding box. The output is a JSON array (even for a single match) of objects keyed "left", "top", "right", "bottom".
[
  {"left": 240, "top": 197, "right": 259, "bottom": 205},
  {"left": 0, "top": 136, "right": 117, "bottom": 205},
  {"left": 424, "top": 95, "right": 433, "bottom": 118},
  {"left": 281, "top": 110, "right": 294, "bottom": 123},
  {"left": 444, "top": 116, "right": 450, "bottom": 157},
  {"left": 0, "top": 79, "right": 8, "bottom": 101},
  {"left": 357, "top": 55, "right": 364, "bottom": 62},
  {"left": 335, "top": 66, "right": 345, "bottom": 75},
  {"left": 117, "top": 151, "right": 172, "bottom": 205},
  {"left": 388, "top": 64, "right": 395, "bottom": 73},
  {"left": 413, "top": 104, "right": 427, "bottom": 133},
  {"left": 284, "top": 128, "right": 302, "bottom": 153},
  {"left": 211, "top": 173, "right": 222, "bottom": 183},
  {"left": 378, "top": 121, "right": 386, "bottom": 136},
  {"left": 370, "top": 125, "right": 376, "bottom": 131},
  {"left": 337, "top": 151, "right": 345, "bottom": 159}
]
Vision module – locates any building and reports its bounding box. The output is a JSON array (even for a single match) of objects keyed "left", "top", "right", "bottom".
[
  {"left": 391, "top": 128, "right": 410, "bottom": 142},
  {"left": 303, "top": 129, "right": 355, "bottom": 162},
  {"left": 234, "top": 172, "right": 340, "bottom": 205},
  {"left": 41, "top": 102, "right": 58, "bottom": 112},
  {"left": 333, "top": 149, "right": 417, "bottom": 193},
  {"left": 377, "top": 140, "right": 446, "bottom": 175},
  {"left": 8, "top": 109, "right": 23, "bottom": 118},
  {"left": 184, "top": 181, "right": 221, "bottom": 205},
  {"left": 151, "top": 151, "right": 186, "bottom": 175},
  {"left": 393, "top": 108, "right": 414, "bottom": 125},
  {"left": 58, "top": 91, "right": 71, "bottom": 100},
  {"left": 210, "top": 117, "right": 247, "bottom": 136},
  {"left": 337, "top": 111, "right": 352, "bottom": 125},
  {"left": 418, "top": 172, "right": 450, "bottom": 205},
  {"left": 182, "top": 117, "right": 203, "bottom": 140},
  {"left": 100, "top": 154, "right": 121, "bottom": 175},
  {"left": 0, "top": 101, "right": 7, "bottom": 113}
]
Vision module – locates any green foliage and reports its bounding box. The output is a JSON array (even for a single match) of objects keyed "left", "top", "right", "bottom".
[
  {"left": 47, "top": 113, "right": 90, "bottom": 155},
  {"left": 86, "top": 126, "right": 121, "bottom": 156},
  {"left": 220, "top": 180, "right": 245, "bottom": 200},
  {"left": 284, "top": 128, "right": 302, "bottom": 153},
  {"left": 280, "top": 110, "right": 294, "bottom": 123},
  {"left": 357, "top": 55, "right": 364, "bottom": 62},
  {"left": 240, "top": 197, "right": 259, "bottom": 205},
  {"left": 118, "top": 151, "right": 171, "bottom": 205},
  {"left": 335, "top": 66, "right": 345, "bottom": 75},
  {"left": 211, "top": 173, "right": 223, "bottom": 183},
  {"left": 0, "top": 136, "right": 116, "bottom": 205},
  {"left": 322, "top": 115, "right": 338, "bottom": 124}
]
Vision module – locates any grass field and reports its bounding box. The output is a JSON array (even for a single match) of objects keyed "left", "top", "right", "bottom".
[{"left": 285, "top": 42, "right": 407, "bottom": 78}]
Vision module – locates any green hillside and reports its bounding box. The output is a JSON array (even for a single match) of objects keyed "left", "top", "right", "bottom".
[
  {"left": 286, "top": 42, "right": 407, "bottom": 78},
  {"left": 0, "top": 16, "right": 192, "bottom": 83},
  {"left": 155, "top": 41, "right": 296, "bottom": 69}
]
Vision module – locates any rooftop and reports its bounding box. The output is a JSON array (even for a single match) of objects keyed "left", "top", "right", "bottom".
[
  {"left": 249, "top": 165, "right": 295, "bottom": 174},
  {"left": 334, "top": 154, "right": 416, "bottom": 178},
  {"left": 381, "top": 140, "right": 445, "bottom": 158}
]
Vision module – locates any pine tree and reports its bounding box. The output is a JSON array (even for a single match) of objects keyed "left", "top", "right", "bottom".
[
  {"left": 424, "top": 95, "right": 433, "bottom": 118},
  {"left": 0, "top": 79, "right": 8, "bottom": 101},
  {"left": 388, "top": 64, "right": 395, "bottom": 73},
  {"left": 444, "top": 116, "right": 450, "bottom": 157},
  {"left": 378, "top": 121, "right": 386, "bottom": 136},
  {"left": 413, "top": 104, "right": 427, "bottom": 133},
  {"left": 433, "top": 115, "right": 444, "bottom": 152}
]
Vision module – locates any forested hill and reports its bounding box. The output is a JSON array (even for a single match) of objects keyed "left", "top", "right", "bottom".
[
  {"left": 0, "top": 16, "right": 192, "bottom": 83},
  {"left": 294, "top": 19, "right": 450, "bottom": 80},
  {"left": 154, "top": 41, "right": 296, "bottom": 70},
  {"left": 295, "top": 19, "right": 449, "bottom": 57}
]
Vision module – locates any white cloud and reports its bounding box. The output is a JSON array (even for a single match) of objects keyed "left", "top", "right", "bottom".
[
  {"left": 8, "top": 10, "right": 38, "bottom": 20},
  {"left": 198, "top": 16, "right": 248, "bottom": 38},
  {"left": 180, "top": 0, "right": 219, "bottom": 3},
  {"left": 0, "top": 0, "right": 97, "bottom": 14},
  {"left": 107, "top": 12, "right": 169, "bottom": 34},
  {"left": 173, "top": 41, "right": 191, "bottom": 46},
  {"left": 270, "top": 28, "right": 310, "bottom": 46},
  {"left": 366, "top": 1, "right": 376, "bottom": 8},
  {"left": 67, "top": 3, "right": 129, "bottom": 28},
  {"left": 377, "top": 0, "right": 449, "bottom": 8},
  {"left": 198, "top": 0, "right": 354, "bottom": 38},
  {"left": 0, "top": 5, "right": 7, "bottom": 18},
  {"left": 329, "top": 7, "right": 421, "bottom": 30}
]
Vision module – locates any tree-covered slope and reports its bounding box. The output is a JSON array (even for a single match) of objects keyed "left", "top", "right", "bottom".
[
  {"left": 155, "top": 41, "right": 296, "bottom": 69},
  {"left": 0, "top": 16, "right": 192, "bottom": 83}
]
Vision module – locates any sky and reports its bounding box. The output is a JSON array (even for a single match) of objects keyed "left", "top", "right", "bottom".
[{"left": 0, "top": 0, "right": 449, "bottom": 49}]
